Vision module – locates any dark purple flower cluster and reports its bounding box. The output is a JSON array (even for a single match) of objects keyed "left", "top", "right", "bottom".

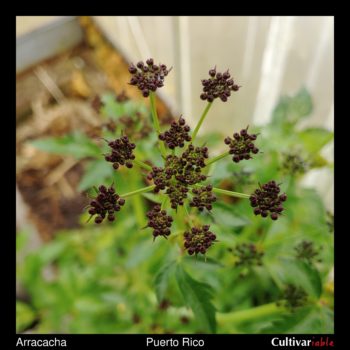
[
  {"left": 159, "top": 116, "right": 191, "bottom": 149},
  {"left": 147, "top": 165, "right": 173, "bottom": 193},
  {"left": 104, "top": 136, "right": 136, "bottom": 169},
  {"left": 294, "top": 240, "right": 321, "bottom": 264},
  {"left": 166, "top": 183, "right": 189, "bottom": 209},
  {"left": 146, "top": 205, "right": 173, "bottom": 239},
  {"left": 281, "top": 151, "right": 308, "bottom": 175},
  {"left": 232, "top": 243, "right": 264, "bottom": 267},
  {"left": 184, "top": 225, "right": 216, "bottom": 255},
  {"left": 181, "top": 145, "right": 208, "bottom": 172},
  {"left": 224, "top": 127, "right": 259, "bottom": 163},
  {"left": 147, "top": 149, "right": 208, "bottom": 209},
  {"left": 280, "top": 284, "right": 308, "bottom": 311},
  {"left": 200, "top": 67, "right": 240, "bottom": 102},
  {"left": 88, "top": 185, "right": 125, "bottom": 224},
  {"left": 249, "top": 181, "right": 287, "bottom": 220},
  {"left": 128, "top": 58, "right": 170, "bottom": 97},
  {"left": 190, "top": 185, "right": 217, "bottom": 211}
]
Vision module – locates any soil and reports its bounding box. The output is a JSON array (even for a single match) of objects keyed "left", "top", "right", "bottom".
[{"left": 16, "top": 17, "right": 173, "bottom": 240}]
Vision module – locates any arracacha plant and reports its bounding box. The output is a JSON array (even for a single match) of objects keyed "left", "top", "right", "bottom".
[{"left": 86, "top": 58, "right": 287, "bottom": 257}]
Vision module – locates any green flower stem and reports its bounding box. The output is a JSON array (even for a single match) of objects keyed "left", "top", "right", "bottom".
[
  {"left": 192, "top": 102, "right": 213, "bottom": 142},
  {"left": 217, "top": 301, "right": 286, "bottom": 325},
  {"left": 161, "top": 195, "right": 168, "bottom": 210},
  {"left": 205, "top": 151, "right": 230, "bottom": 167},
  {"left": 149, "top": 92, "right": 167, "bottom": 158},
  {"left": 134, "top": 159, "right": 152, "bottom": 171},
  {"left": 129, "top": 171, "right": 147, "bottom": 227},
  {"left": 183, "top": 204, "right": 193, "bottom": 227},
  {"left": 121, "top": 185, "right": 156, "bottom": 198},
  {"left": 212, "top": 187, "right": 250, "bottom": 199}
]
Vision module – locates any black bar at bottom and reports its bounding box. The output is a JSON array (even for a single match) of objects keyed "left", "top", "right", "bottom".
[{"left": 14, "top": 334, "right": 336, "bottom": 349}]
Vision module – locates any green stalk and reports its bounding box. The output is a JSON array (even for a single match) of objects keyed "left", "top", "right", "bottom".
[
  {"left": 149, "top": 92, "right": 167, "bottom": 158},
  {"left": 205, "top": 151, "right": 230, "bottom": 167},
  {"left": 192, "top": 102, "right": 213, "bottom": 142},
  {"left": 212, "top": 187, "right": 250, "bottom": 199},
  {"left": 121, "top": 185, "right": 155, "bottom": 198},
  {"left": 183, "top": 204, "right": 193, "bottom": 227},
  {"left": 134, "top": 159, "right": 152, "bottom": 171},
  {"left": 161, "top": 195, "right": 168, "bottom": 210},
  {"left": 217, "top": 302, "right": 286, "bottom": 325},
  {"left": 128, "top": 171, "right": 148, "bottom": 227}
]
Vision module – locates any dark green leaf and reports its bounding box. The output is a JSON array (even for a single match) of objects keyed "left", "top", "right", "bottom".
[
  {"left": 175, "top": 264, "right": 216, "bottom": 333},
  {"left": 261, "top": 305, "right": 333, "bottom": 333},
  {"left": 268, "top": 258, "right": 322, "bottom": 298},
  {"left": 272, "top": 88, "right": 313, "bottom": 124},
  {"left": 16, "top": 301, "right": 36, "bottom": 333},
  {"left": 154, "top": 260, "right": 176, "bottom": 302},
  {"left": 298, "top": 128, "right": 333, "bottom": 154},
  {"left": 31, "top": 132, "right": 101, "bottom": 159},
  {"left": 78, "top": 160, "right": 113, "bottom": 191}
]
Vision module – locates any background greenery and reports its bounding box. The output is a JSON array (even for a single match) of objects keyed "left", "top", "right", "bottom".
[{"left": 16, "top": 88, "right": 333, "bottom": 334}]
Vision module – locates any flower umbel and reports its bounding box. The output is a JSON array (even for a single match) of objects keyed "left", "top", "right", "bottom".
[
  {"left": 159, "top": 116, "right": 192, "bottom": 149},
  {"left": 280, "top": 284, "right": 308, "bottom": 311},
  {"left": 128, "top": 58, "right": 171, "bottom": 97},
  {"left": 294, "top": 240, "right": 321, "bottom": 264},
  {"left": 190, "top": 184, "right": 217, "bottom": 212},
  {"left": 184, "top": 225, "right": 217, "bottom": 255},
  {"left": 224, "top": 126, "right": 259, "bottom": 163},
  {"left": 146, "top": 205, "right": 173, "bottom": 240},
  {"left": 88, "top": 185, "right": 125, "bottom": 224},
  {"left": 200, "top": 67, "right": 240, "bottom": 102},
  {"left": 104, "top": 136, "right": 136, "bottom": 170},
  {"left": 87, "top": 58, "right": 288, "bottom": 260},
  {"left": 250, "top": 181, "right": 287, "bottom": 220},
  {"left": 232, "top": 243, "right": 264, "bottom": 267}
]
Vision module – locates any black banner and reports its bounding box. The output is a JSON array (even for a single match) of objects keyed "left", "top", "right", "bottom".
[{"left": 14, "top": 334, "right": 336, "bottom": 349}]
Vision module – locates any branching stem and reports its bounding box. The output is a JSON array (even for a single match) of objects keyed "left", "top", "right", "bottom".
[{"left": 192, "top": 102, "right": 213, "bottom": 141}]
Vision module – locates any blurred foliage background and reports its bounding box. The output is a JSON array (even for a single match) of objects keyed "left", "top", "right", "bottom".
[{"left": 16, "top": 87, "right": 334, "bottom": 334}]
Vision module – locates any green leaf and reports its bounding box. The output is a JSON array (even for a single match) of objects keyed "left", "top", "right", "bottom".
[
  {"left": 261, "top": 305, "right": 333, "bottom": 334},
  {"left": 290, "top": 88, "right": 313, "bottom": 119},
  {"left": 298, "top": 128, "right": 333, "bottom": 154},
  {"left": 268, "top": 258, "right": 322, "bottom": 298},
  {"left": 16, "top": 301, "right": 36, "bottom": 333},
  {"left": 272, "top": 87, "right": 313, "bottom": 124},
  {"left": 31, "top": 132, "right": 101, "bottom": 159},
  {"left": 212, "top": 202, "right": 250, "bottom": 228},
  {"left": 141, "top": 192, "right": 163, "bottom": 204},
  {"left": 78, "top": 160, "right": 113, "bottom": 191},
  {"left": 154, "top": 260, "right": 176, "bottom": 302},
  {"left": 175, "top": 264, "right": 216, "bottom": 333}
]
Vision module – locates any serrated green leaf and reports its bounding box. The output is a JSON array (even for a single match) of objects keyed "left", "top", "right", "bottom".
[
  {"left": 261, "top": 305, "right": 333, "bottom": 334},
  {"left": 16, "top": 301, "right": 36, "bottom": 333},
  {"left": 268, "top": 258, "right": 322, "bottom": 298},
  {"left": 175, "top": 264, "right": 216, "bottom": 333},
  {"left": 31, "top": 132, "right": 101, "bottom": 159},
  {"left": 298, "top": 128, "right": 333, "bottom": 154},
  {"left": 290, "top": 88, "right": 313, "bottom": 119},
  {"left": 212, "top": 202, "right": 250, "bottom": 228},
  {"left": 272, "top": 88, "right": 313, "bottom": 125},
  {"left": 154, "top": 260, "right": 176, "bottom": 302},
  {"left": 78, "top": 160, "right": 113, "bottom": 191},
  {"left": 141, "top": 192, "right": 163, "bottom": 204}
]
